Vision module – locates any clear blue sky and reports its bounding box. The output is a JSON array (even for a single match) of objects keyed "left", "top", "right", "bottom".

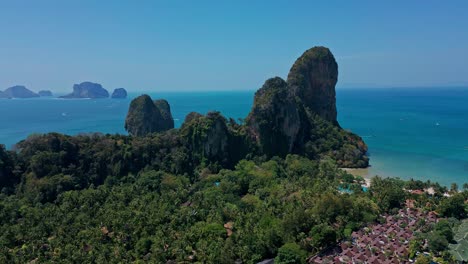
[{"left": 1, "top": 0, "right": 467, "bottom": 92}]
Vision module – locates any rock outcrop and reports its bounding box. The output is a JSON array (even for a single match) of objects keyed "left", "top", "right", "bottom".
[
  {"left": 125, "top": 95, "right": 174, "bottom": 136},
  {"left": 246, "top": 77, "right": 301, "bottom": 157},
  {"left": 124, "top": 46, "right": 368, "bottom": 168},
  {"left": 246, "top": 46, "right": 368, "bottom": 167},
  {"left": 111, "top": 88, "right": 127, "bottom": 99},
  {"left": 180, "top": 111, "right": 231, "bottom": 166},
  {"left": 154, "top": 99, "right": 175, "bottom": 130},
  {"left": 287, "top": 46, "right": 338, "bottom": 124},
  {"left": 38, "top": 90, "right": 53, "bottom": 97},
  {"left": 60, "top": 82, "right": 109, "bottom": 99},
  {"left": 3, "top": 86, "right": 39, "bottom": 98}
]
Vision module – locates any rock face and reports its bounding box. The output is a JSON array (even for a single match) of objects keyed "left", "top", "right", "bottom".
[
  {"left": 287, "top": 46, "right": 338, "bottom": 124},
  {"left": 3, "top": 86, "right": 39, "bottom": 98},
  {"left": 153, "top": 99, "right": 175, "bottom": 130},
  {"left": 38, "top": 90, "right": 53, "bottom": 97},
  {"left": 246, "top": 77, "right": 301, "bottom": 157},
  {"left": 246, "top": 46, "right": 368, "bottom": 167},
  {"left": 180, "top": 111, "right": 231, "bottom": 165},
  {"left": 111, "top": 88, "right": 127, "bottom": 99},
  {"left": 60, "top": 82, "right": 109, "bottom": 99},
  {"left": 125, "top": 95, "right": 174, "bottom": 136}
]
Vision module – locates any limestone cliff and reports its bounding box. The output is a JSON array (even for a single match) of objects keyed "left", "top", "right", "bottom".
[
  {"left": 180, "top": 112, "right": 230, "bottom": 165},
  {"left": 125, "top": 95, "right": 174, "bottom": 136},
  {"left": 154, "top": 99, "right": 175, "bottom": 131},
  {"left": 246, "top": 46, "right": 368, "bottom": 167},
  {"left": 287, "top": 46, "right": 338, "bottom": 125},
  {"left": 246, "top": 77, "right": 300, "bottom": 157}
]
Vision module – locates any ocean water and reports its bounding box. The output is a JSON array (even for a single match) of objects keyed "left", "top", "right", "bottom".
[{"left": 1, "top": 88, "right": 467, "bottom": 186}]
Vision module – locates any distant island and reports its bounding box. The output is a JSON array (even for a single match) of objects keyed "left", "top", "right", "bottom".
[
  {"left": 60, "top": 82, "right": 110, "bottom": 99},
  {"left": 38, "top": 90, "right": 53, "bottom": 97},
  {"left": 1, "top": 85, "right": 39, "bottom": 98},
  {"left": 0, "top": 83, "right": 129, "bottom": 99},
  {"left": 111, "top": 88, "right": 128, "bottom": 99}
]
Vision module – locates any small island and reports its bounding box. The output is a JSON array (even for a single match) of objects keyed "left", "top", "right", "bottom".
[
  {"left": 2, "top": 85, "right": 39, "bottom": 98},
  {"left": 111, "top": 88, "right": 127, "bottom": 99},
  {"left": 38, "top": 90, "right": 53, "bottom": 97},
  {"left": 60, "top": 82, "right": 109, "bottom": 99}
]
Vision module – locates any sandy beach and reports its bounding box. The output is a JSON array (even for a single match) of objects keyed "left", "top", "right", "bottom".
[{"left": 341, "top": 168, "right": 372, "bottom": 187}]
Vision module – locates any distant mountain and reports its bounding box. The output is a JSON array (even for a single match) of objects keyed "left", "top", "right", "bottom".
[
  {"left": 38, "top": 90, "right": 53, "bottom": 97},
  {"left": 60, "top": 82, "right": 109, "bottom": 99},
  {"left": 111, "top": 88, "right": 127, "bottom": 99},
  {"left": 3, "top": 86, "right": 39, "bottom": 98}
]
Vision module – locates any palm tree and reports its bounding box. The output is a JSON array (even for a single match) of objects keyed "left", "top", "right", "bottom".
[
  {"left": 450, "top": 183, "right": 458, "bottom": 192},
  {"left": 463, "top": 183, "right": 468, "bottom": 191}
]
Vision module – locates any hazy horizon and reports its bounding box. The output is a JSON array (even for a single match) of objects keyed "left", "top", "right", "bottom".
[{"left": 1, "top": 0, "right": 468, "bottom": 92}]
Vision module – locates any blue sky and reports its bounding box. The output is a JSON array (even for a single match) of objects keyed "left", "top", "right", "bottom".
[{"left": 1, "top": 1, "right": 467, "bottom": 92}]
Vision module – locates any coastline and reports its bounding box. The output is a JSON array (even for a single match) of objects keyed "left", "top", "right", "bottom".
[{"left": 341, "top": 167, "right": 372, "bottom": 187}]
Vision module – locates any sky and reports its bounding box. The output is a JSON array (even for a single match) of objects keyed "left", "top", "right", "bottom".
[{"left": 1, "top": 0, "right": 468, "bottom": 92}]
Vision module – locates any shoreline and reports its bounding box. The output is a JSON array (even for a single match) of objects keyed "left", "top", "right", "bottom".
[{"left": 341, "top": 167, "right": 372, "bottom": 187}]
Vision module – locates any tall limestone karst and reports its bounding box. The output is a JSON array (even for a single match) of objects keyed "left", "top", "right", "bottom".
[
  {"left": 125, "top": 95, "right": 174, "bottom": 136},
  {"left": 180, "top": 111, "right": 254, "bottom": 169},
  {"left": 123, "top": 46, "right": 368, "bottom": 168},
  {"left": 246, "top": 77, "right": 300, "bottom": 157},
  {"left": 247, "top": 46, "right": 368, "bottom": 167},
  {"left": 287, "top": 46, "right": 338, "bottom": 124},
  {"left": 153, "top": 99, "right": 175, "bottom": 131}
]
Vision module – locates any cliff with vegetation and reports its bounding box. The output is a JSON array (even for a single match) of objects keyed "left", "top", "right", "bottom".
[
  {"left": 245, "top": 47, "right": 367, "bottom": 167},
  {"left": 125, "top": 95, "right": 174, "bottom": 136},
  {"left": 287, "top": 46, "right": 338, "bottom": 124},
  {"left": 0, "top": 46, "right": 461, "bottom": 263},
  {"left": 124, "top": 46, "right": 367, "bottom": 167}
]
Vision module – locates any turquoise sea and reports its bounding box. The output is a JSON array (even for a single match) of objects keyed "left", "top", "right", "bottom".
[{"left": 1, "top": 88, "right": 467, "bottom": 186}]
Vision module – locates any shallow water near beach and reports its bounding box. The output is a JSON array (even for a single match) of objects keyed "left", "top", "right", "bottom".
[{"left": 1, "top": 87, "right": 467, "bottom": 186}]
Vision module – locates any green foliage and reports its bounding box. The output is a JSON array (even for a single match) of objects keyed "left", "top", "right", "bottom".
[
  {"left": 369, "top": 176, "right": 406, "bottom": 212},
  {"left": 308, "top": 224, "right": 337, "bottom": 250},
  {"left": 437, "top": 193, "right": 467, "bottom": 219},
  {"left": 435, "top": 220, "right": 454, "bottom": 242},
  {"left": 0, "top": 116, "right": 462, "bottom": 263},
  {"left": 304, "top": 114, "right": 369, "bottom": 168},
  {"left": 415, "top": 254, "right": 432, "bottom": 264},
  {"left": 0, "top": 144, "right": 17, "bottom": 191},
  {"left": 274, "top": 243, "right": 307, "bottom": 264},
  {"left": 409, "top": 238, "right": 423, "bottom": 259},
  {"left": 0, "top": 153, "right": 384, "bottom": 263},
  {"left": 428, "top": 232, "right": 449, "bottom": 253}
]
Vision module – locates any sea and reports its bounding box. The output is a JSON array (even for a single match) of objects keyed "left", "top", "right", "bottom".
[{"left": 1, "top": 88, "right": 467, "bottom": 187}]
